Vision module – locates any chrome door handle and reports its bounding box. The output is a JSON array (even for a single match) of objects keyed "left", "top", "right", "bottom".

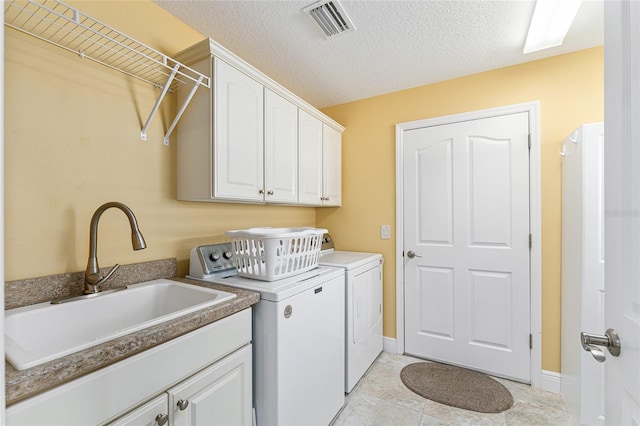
[
  {"left": 406, "top": 250, "right": 422, "bottom": 259},
  {"left": 580, "top": 328, "right": 621, "bottom": 362}
]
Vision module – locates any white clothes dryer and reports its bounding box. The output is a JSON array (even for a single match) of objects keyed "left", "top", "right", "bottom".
[
  {"left": 319, "top": 234, "right": 383, "bottom": 393},
  {"left": 188, "top": 243, "right": 345, "bottom": 426}
]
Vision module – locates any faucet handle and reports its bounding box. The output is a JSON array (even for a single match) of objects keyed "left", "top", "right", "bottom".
[
  {"left": 84, "top": 264, "right": 121, "bottom": 294},
  {"left": 98, "top": 264, "right": 121, "bottom": 285}
]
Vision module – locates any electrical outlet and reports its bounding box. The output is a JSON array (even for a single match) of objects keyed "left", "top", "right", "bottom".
[{"left": 381, "top": 225, "right": 390, "bottom": 239}]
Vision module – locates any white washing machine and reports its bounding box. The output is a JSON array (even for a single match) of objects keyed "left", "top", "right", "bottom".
[
  {"left": 188, "top": 243, "right": 345, "bottom": 426},
  {"left": 319, "top": 234, "right": 383, "bottom": 393}
]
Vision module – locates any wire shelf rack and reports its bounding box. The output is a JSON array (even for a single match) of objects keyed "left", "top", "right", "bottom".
[{"left": 4, "top": 0, "right": 211, "bottom": 144}]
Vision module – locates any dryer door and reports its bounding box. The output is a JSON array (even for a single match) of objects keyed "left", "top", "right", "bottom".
[{"left": 352, "top": 263, "right": 383, "bottom": 343}]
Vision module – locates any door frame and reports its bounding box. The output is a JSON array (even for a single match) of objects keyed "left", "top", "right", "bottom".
[{"left": 394, "top": 101, "right": 542, "bottom": 388}]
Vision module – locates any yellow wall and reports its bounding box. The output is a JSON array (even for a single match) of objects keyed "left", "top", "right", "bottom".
[
  {"left": 4, "top": 1, "right": 315, "bottom": 281},
  {"left": 318, "top": 47, "right": 604, "bottom": 373}
]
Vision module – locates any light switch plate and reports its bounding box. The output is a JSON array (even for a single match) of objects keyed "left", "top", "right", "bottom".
[{"left": 381, "top": 225, "right": 390, "bottom": 239}]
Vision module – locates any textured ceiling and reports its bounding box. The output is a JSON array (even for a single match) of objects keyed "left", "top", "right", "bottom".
[{"left": 155, "top": 0, "right": 603, "bottom": 108}]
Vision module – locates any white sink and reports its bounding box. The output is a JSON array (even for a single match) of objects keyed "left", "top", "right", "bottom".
[{"left": 5, "top": 279, "right": 236, "bottom": 370}]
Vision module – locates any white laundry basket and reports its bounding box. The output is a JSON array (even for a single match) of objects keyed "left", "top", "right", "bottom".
[{"left": 225, "top": 227, "right": 327, "bottom": 281}]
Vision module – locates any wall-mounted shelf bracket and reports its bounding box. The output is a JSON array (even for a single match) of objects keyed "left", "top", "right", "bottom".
[
  {"left": 164, "top": 75, "right": 205, "bottom": 146},
  {"left": 4, "top": 0, "right": 211, "bottom": 145},
  {"left": 141, "top": 64, "right": 179, "bottom": 142}
]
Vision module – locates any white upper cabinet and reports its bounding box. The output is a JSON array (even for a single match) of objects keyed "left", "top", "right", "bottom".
[
  {"left": 175, "top": 38, "right": 343, "bottom": 206},
  {"left": 214, "top": 58, "right": 264, "bottom": 201},
  {"left": 298, "top": 110, "right": 324, "bottom": 205},
  {"left": 299, "top": 110, "right": 342, "bottom": 206},
  {"left": 322, "top": 125, "right": 342, "bottom": 206},
  {"left": 264, "top": 89, "right": 298, "bottom": 203}
]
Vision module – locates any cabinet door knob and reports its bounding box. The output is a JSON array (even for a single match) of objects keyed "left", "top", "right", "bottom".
[
  {"left": 177, "top": 399, "right": 189, "bottom": 410},
  {"left": 259, "top": 189, "right": 265, "bottom": 195},
  {"left": 155, "top": 414, "right": 169, "bottom": 426},
  {"left": 267, "top": 190, "right": 274, "bottom": 195}
]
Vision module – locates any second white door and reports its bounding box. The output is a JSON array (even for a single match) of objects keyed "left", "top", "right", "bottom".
[{"left": 403, "top": 112, "right": 531, "bottom": 382}]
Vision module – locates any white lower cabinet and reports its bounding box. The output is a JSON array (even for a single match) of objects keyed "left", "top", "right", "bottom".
[
  {"left": 6, "top": 309, "right": 252, "bottom": 426},
  {"left": 111, "top": 344, "right": 252, "bottom": 426},
  {"left": 168, "top": 344, "right": 252, "bottom": 426}
]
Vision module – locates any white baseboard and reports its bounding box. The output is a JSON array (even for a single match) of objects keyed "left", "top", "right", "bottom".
[
  {"left": 383, "top": 337, "right": 399, "bottom": 354},
  {"left": 540, "top": 370, "right": 561, "bottom": 393}
]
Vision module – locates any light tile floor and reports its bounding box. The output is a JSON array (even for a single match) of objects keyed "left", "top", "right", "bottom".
[{"left": 331, "top": 352, "right": 574, "bottom": 426}]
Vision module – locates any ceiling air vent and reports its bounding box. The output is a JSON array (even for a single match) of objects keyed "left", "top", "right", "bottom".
[{"left": 303, "top": 0, "right": 356, "bottom": 38}]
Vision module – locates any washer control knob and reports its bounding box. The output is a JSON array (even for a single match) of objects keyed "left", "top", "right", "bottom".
[
  {"left": 223, "top": 251, "right": 234, "bottom": 260},
  {"left": 209, "top": 252, "right": 221, "bottom": 262}
]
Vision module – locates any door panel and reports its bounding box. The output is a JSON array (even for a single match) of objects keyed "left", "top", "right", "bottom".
[
  {"left": 469, "top": 270, "right": 512, "bottom": 349},
  {"left": 469, "top": 137, "right": 512, "bottom": 246},
  {"left": 417, "top": 267, "right": 454, "bottom": 339},
  {"left": 403, "top": 112, "right": 530, "bottom": 382},
  {"left": 417, "top": 140, "right": 453, "bottom": 245}
]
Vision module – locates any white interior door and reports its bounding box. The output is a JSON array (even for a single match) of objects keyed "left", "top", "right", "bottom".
[
  {"left": 402, "top": 112, "right": 531, "bottom": 382},
  {"left": 602, "top": 1, "right": 640, "bottom": 423}
]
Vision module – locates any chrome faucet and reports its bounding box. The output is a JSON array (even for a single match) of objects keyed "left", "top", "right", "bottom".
[{"left": 84, "top": 202, "right": 147, "bottom": 294}]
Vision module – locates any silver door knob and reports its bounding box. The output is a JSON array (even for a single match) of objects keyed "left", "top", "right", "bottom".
[
  {"left": 177, "top": 399, "right": 189, "bottom": 410},
  {"left": 581, "top": 328, "right": 621, "bottom": 362},
  {"left": 406, "top": 250, "right": 422, "bottom": 259}
]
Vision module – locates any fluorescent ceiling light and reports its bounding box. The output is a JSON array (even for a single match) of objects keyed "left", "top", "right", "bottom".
[{"left": 524, "top": 0, "right": 582, "bottom": 54}]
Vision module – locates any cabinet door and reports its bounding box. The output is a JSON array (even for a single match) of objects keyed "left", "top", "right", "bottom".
[
  {"left": 264, "top": 89, "right": 298, "bottom": 203},
  {"left": 169, "top": 344, "right": 252, "bottom": 426},
  {"left": 108, "top": 395, "right": 168, "bottom": 426},
  {"left": 322, "top": 124, "right": 342, "bottom": 206},
  {"left": 214, "top": 57, "right": 264, "bottom": 201},
  {"left": 298, "top": 110, "right": 323, "bottom": 205}
]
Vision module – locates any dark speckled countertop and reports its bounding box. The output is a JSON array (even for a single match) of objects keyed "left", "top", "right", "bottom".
[{"left": 5, "top": 260, "right": 260, "bottom": 406}]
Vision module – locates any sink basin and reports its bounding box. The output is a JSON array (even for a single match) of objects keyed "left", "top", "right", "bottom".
[{"left": 5, "top": 279, "right": 236, "bottom": 370}]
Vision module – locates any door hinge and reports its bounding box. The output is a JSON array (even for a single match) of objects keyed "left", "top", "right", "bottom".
[
  {"left": 529, "top": 234, "right": 532, "bottom": 249},
  {"left": 530, "top": 334, "right": 533, "bottom": 349},
  {"left": 528, "top": 134, "right": 532, "bottom": 149}
]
